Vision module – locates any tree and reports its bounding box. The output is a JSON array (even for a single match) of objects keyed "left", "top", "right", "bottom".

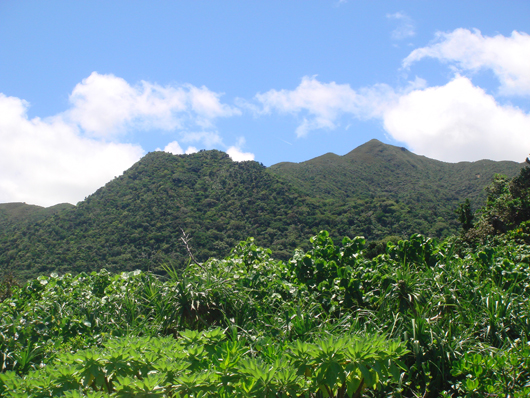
[{"left": 456, "top": 198, "right": 474, "bottom": 232}]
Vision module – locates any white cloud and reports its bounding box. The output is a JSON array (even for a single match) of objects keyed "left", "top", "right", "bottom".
[
  {"left": 0, "top": 72, "right": 243, "bottom": 206},
  {"left": 255, "top": 76, "right": 398, "bottom": 137},
  {"left": 188, "top": 86, "right": 241, "bottom": 128},
  {"left": 403, "top": 29, "right": 530, "bottom": 96},
  {"left": 387, "top": 12, "right": 415, "bottom": 40},
  {"left": 157, "top": 141, "right": 199, "bottom": 155},
  {"left": 181, "top": 131, "right": 223, "bottom": 147},
  {"left": 0, "top": 93, "right": 143, "bottom": 207},
  {"left": 164, "top": 133, "right": 250, "bottom": 160},
  {"left": 227, "top": 147, "right": 255, "bottom": 162},
  {"left": 253, "top": 74, "right": 530, "bottom": 162},
  {"left": 382, "top": 75, "right": 530, "bottom": 162},
  {"left": 67, "top": 72, "right": 240, "bottom": 137},
  {"left": 161, "top": 141, "right": 184, "bottom": 155},
  {"left": 226, "top": 137, "right": 255, "bottom": 162}
]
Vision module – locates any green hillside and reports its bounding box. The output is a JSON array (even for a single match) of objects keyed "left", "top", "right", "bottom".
[
  {"left": 2, "top": 162, "right": 530, "bottom": 397},
  {"left": 0, "top": 202, "right": 73, "bottom": 230},
  {"left": 269, "top": 139, "right": 522, "bottom": 238},
  {"left": 0, "top": 140, "right": 523, "bottom": 281},
  {"left": 269, "top": 139, "right": 522, "bottom": 202},
  {"left": 0, "top": 150, "right": 323, "bottom": 280}
]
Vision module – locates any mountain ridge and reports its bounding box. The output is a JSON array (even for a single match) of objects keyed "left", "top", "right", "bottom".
[
  {"left": 0, "top": 139, "right": 524, "bottom": 280},
  {"left": 268, "top": 139, "right": 522, "bottom": 203}
]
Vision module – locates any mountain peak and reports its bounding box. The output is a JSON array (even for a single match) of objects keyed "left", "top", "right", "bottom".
[{"left": 344, "top": 139, "right": 411, "bottom": 161}]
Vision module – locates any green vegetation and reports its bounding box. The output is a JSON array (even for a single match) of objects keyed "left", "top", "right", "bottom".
[
  {"left": 1, "top": 230, "right": 529, "bottom": 396},
  {"left": 0, "top": 202, "right": 73, "bottom": 231},
  {"left": 0, "top": 140, "right": 522, "bottom": 282},
  {"left": 0, "top": 141, "right": 529, "bottom": 396},
  {"left": 268, "top": 139, "right": 522, "bottom": 240},
  {"left": 0, "top": 150, "right": 321, "bottom": 280},
  {"left": 464, "top": 164, "right": 530, "bottom": 242},
  {"left": 455, "top": 199, "right": 474, "bottom": 232},
  {"left": 1, "top": 161, "right": 530, "bottom": 396}
]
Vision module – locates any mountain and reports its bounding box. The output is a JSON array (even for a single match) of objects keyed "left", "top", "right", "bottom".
[
  {"left": 0, "top": 202, "right": 74, "bottom": 230},
  {"left": 0, "top": 140, "right": 523, "bottom": 280},
  {"left": 268, "top": 139, "right": 522, "bottom": 238},
  {"left": 0, "top": 150, "right": 324, "bottom": 280},
  {"left": 269, "top": 139, "right": 521, "bottom": 202}
]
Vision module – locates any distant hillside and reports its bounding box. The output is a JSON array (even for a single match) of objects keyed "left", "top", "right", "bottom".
[
  {"left": 268, "top": 139, "right": 523, "bottom": 238},
  {"left": 0, "top": 202, "right": 73, "bottom": 230},
  {"left": 0, "top": 140, "right": 523, "bottom": 280},
  {"left": 0, "top": 151, "right": 324, "bottom": 280},
  {"left": 269, "top": 139, "right": 521, "bottom": 202}
]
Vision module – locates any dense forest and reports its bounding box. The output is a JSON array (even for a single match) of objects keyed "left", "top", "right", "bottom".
[
  {"left": 0, "top": 140, "right": 522, "bottom": 282},
  {"left": 1, "top": 154, "right": 530, "bottom": 397}
]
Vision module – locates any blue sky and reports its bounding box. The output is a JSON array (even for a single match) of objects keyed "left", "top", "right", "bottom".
[{"left": 1, "top": 1, "right": 530, "bottom": 206}]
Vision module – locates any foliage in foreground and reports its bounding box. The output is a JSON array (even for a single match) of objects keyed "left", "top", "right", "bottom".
[
  {"left": 1, "top": 225, "right": 530, "bottom": 396},
  {"left": 0, "top": 329, "right": 408, "bottom": 397}
]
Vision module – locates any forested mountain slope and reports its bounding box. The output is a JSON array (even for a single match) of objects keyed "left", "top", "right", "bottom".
[
  {"left": 3, "top": 164, "right": 530, "bottom": 397},
  {"left": 269, "top": 139, "right": 522, "bottom": 202},
  {"left": 269, "top": 139, "right": 523, "bottom": 238},
  {"left": 0, "top": 202, "right": 73, "bottom": 230},
  {"left": 0, "top": 140, "right": 523, "bottom": 280},
  {"left": 0, "top": 150, "right": 325, "bottom": 280}
]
